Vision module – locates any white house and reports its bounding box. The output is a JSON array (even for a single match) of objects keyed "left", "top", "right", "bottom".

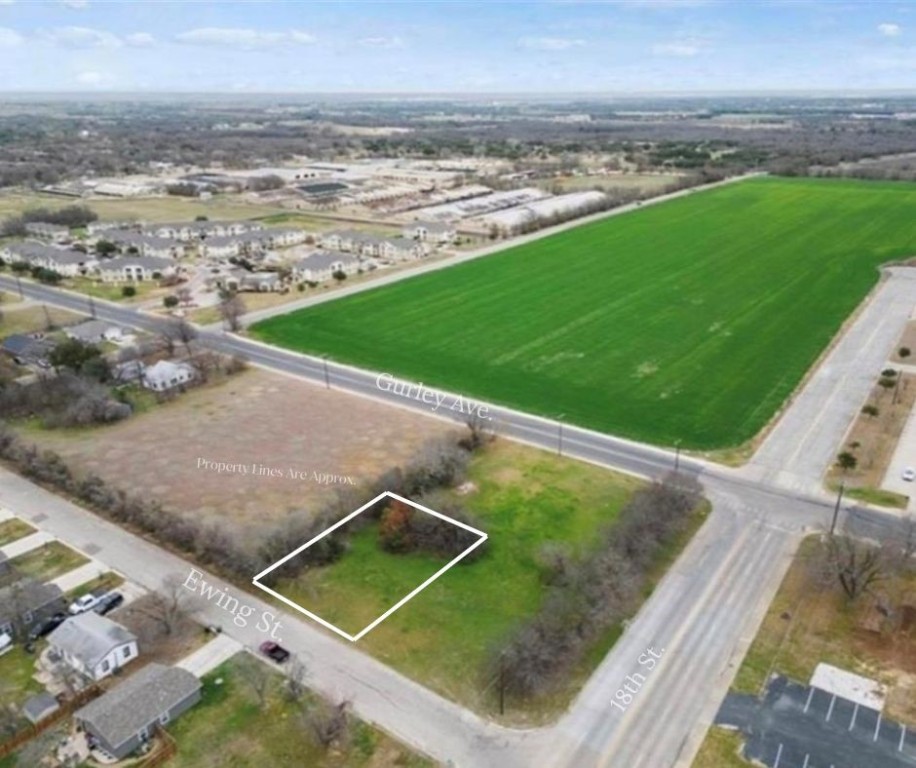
[
  {"left": 0, "top": 242, "right": 96, "bottom": 276},
  {"left": 142, "top": 360, "right": 196, "bottom": 392},
  {"left": 402, "top": 221, "right": 457, "bottom": 245},
  {"left": 292, "top": 251, "right": 359, "bottom": 283},
  {"left": 47, "top": 612, "right": 138, "bottom": 682},
  {"left": 375, "top": 237, "right": 427, "bottom": 262},
  {"left": 98, "top": 256, "right": 174, "bottom": 283},
  {"left": 106, "top": 232, "right": 184, "bottom": 260},
  {"left": 199, "top": 236, "right": 241, "bottom": 260}
]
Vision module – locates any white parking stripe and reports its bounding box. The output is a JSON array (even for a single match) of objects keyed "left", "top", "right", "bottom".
[
  {"left": 826, "top": 695, "right": 836, "bottom": 722},
  {"left": 774, "top": 743, "right": 783, "bottom": 768},
  {"left": 901, "top": 725, "right": 907, "bottom": 752},
  {"left": 874, "top": 713, "right": 882, "bottom": 742},
  {"left": 804, "top": 687, "right": 815, "bottom": 713},
  {"left": 849, "top": 703, "right": 858, "bottom": 731},
  {"left": 802, "top": 754, "right": 810, "bottom": 768}
]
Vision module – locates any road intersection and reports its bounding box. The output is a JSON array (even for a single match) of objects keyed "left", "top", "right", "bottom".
[{"left": 0, "top": 266, "right": 913, "bottom": 767}]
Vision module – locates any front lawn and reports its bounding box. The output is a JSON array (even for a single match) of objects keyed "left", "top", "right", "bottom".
[
  {"left": 6, "top": 542, "right": 89, "bottom": 584},
  {"left": 0, "top": 645, "right": 43, "bottom": 714},
  {"left": 167, "top": 653, "right": 432, "bottom": 768},
  {"left": 0, "top": 519, "right": 36, "bottom": 547}
]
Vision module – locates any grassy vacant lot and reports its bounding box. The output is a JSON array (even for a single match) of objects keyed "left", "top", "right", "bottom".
[
  {"left": 0, "top": 303, "right": 85, "bottom": 337},
  {"left": 5, "top": 541, "right": 88, "bottom": 585},
  {"left": 0, "top": 191, "right": 287, "bottom": 224},
  {"left": 272, "top": 441, "right": 645, "bottom": 720},
  {"left": 0, "top": 518, "right": 35, "bottom": 547},
  {"left": 168, "top": 654, "right": 432, "bottom": 768},
  {"left": 253, "top": 177, "right": 916, "bottom": 449},
  {"left": 540, "top": 172, "right": 684, "bottom": 193}
]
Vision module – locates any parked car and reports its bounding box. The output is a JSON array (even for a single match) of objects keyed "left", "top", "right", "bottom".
[
  {"left": 902, "top": 467, "right": 916, "bottom": 482},
  {"left": 0, "top": 632, "right": 12, "bottom": 656},
  {"left": 92, "top": 592, "right": 124, "bottom": 616},
  {"left": 27, "top": 612, "right": 68, "bottom": 640},
  {"left": 68, "top": 593, "right": 104, "bottom": 615},
  {"left": 259, "top": 641, "right": 290, "bottom": 664}
]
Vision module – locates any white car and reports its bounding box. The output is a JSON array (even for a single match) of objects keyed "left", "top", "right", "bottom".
[
  {"left": 902, "top": 467, "right": 916, "bottom": 482},
  {"left": 0, "top": 632, "right": 12, "bottom": 656},
  {"left": 68, "top": 593, "right": 103, "bottom": 615}
]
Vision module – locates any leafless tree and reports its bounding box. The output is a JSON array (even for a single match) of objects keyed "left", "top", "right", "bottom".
[
  {"left": 827, "top": 535, "right": 885, "bottom": 601},
  {"left": 176, "top": 286, "right": 193, "bottom": 307},
  {"left": 130, "top": 575, "right": 200, "bottom": 636},
  {"left": 218, "top": 290, "right": 246, "bottom": 332},
  {"left": 238, "top": 655, "right": 273, "bottom": 710},
  {"left": 283, "top": 657, "right": 309, "bottom": 704},
  {"left": 304, "top": 698, "right": 350, "bottom": 749}
]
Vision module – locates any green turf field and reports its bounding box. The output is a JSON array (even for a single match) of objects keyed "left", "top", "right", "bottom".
[{"left": 252, "top": 177, "right": 916, "bottom": 449}]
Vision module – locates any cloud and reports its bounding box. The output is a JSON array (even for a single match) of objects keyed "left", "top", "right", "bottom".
[
  {"left": 652, "top": 40, "right": 704, "bottom": 56},
  {"left": 43, "top": 26, "right": 122, "bottom": 48},
  {"left": 61, "top": 0, "right": 89, "bottom": 8},
  {"left": 176, "top": 27, "right": 316, "bottom": 49},
  {"left": 877, "top": 22, "right": 901, "bottom": 37},
  {"left": 125, "top": 32, "right": 155, "bottom": 47},
  {"left": 359, "top": 36, "right": 404, "bottom": 48},
  {"left": 0, "top": 1, "right": 15, "bottom": 6},
  {"left": 518, "top": 36, "right": 586, "bottom": 51},
  {"left": 0, "top": 26, "right": 21, "bottom": 45}
]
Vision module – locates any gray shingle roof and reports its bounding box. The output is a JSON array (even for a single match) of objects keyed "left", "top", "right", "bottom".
[
  {"left": 295, "top": 251, "right": 357, "bottom": 271},
  {"left": 75, "top": 663, "right": 201, "bottom": 750},
  {"left": 47, "top": 612, "right": 136, "bottom": 670}
]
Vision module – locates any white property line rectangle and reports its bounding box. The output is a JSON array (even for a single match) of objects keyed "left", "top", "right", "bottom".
[{"left": 251, "top": 491, "right": 487, "bottom": 642}]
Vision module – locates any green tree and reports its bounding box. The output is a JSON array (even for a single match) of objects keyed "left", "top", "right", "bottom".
[
  {"left": 163, "top": 295, "right": 179, "bottom": 309},
  {"left": 48, "top": 338, "right": 102, "bottom": 373},
  {"left": 121, "top": 285, "right": 137, "bottom": 298},
  {"left": 836, "top": 451, "right": 858, "bottom": 472}
]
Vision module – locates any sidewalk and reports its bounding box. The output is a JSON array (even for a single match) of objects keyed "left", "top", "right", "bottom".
[
  {"left": 0, "top": 530, "right": 53, "bottom": 560},
  {"left": 176, "top": 633, "right": 242, "bottom": 678},
  {"left": 49, "top": 561, "right": 106, "bottom": 593}
]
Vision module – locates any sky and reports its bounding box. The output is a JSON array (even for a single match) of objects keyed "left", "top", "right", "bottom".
[{"left": 0, "top": 1, "right": 914, "bottom": 93}]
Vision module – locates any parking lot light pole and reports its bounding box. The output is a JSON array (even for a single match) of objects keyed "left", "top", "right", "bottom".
[{"left": 830, "top": 482, "right": 845, "bottom": 536}]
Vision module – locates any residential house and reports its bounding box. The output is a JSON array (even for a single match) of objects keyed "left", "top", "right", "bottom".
[
  {"left": 257, "top": 227, "right": 308, "bottom": 248},
  {"left": 86, "top": 221, "right": 135, "bottom": 237},
  {"left": 142, "top": 360, "right": 196, "bottom": 392},
  {"left": 0, "top": 334, "right": 56, "bottom": 367},
  {"left": 0, "top": 242, "right": 97, "bottom": 277},
  {"left": 74, "top": 663, "right": 201, "bottom": 760},
  {"left": 24, "top": 222, "right": 70, "bottom": 243},
  {"left": 0, "top": 578, "right": 67, "bottom": 640},
  {"left": 237, "top": 271, "right": 283, "bottom": 292},
  {"left": 47, "top": 612, "right": 138, "bottom": 681},
  {"left": 198, "top": 235, "right": 241, "bottom": 260},
  {"left": 64, "top": 319, "right": 126, "bottom": 345},
  {"left": 105, "top": 232, "right": 184, "bottom": 260},
  {"left": 292, "top": 251, "right": 360, "bottom": 283},
  {"left": 402, "top": 221, "right": 457, "bottom": 245},
  {"left": 375, "top": 237, "right": 427, "bottom": 262},
  {"left": 146, "top": 220, "right": 261, "bottom": 242},
  {"left": 318, "top": 229, "right": 361, "bottom": 253},
  {"left": 112, "top": 359, "right": 145, "bottom": 384},
  {"left": 97, "top": 256, "right": 174, "bottom": 283}
]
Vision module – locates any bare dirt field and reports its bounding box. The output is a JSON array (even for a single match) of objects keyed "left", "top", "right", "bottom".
[{"left": 28, "top": 369, "right": 452, "bottom": 536}]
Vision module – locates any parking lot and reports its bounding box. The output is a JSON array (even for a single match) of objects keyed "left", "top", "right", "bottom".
[{"left": 716, "top": 676, "right": 916, "bottom": 768}]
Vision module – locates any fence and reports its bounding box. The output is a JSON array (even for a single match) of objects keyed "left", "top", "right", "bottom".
[
  {"left": 140, "top": 725, "right": 178, "bottom": 767},
  {"left": 0, "top": 684, "right": 102, "bottom": 759}
]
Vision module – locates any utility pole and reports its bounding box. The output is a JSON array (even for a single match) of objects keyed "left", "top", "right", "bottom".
[
  {"left": 88, "top": 295, "right": 97, "bottom": 319},
  {"left": 322, "top": 356, "right": 330, "bottom": 390},
  {"left": 830, "top": 482, "right": 845, "bottom": 536},
  {"left": 674, "top": 440, "right": 681, "bottom": 473},
  {"left": 15, "top": 273, "right": 23, "bottom": 299},
  {"left": 557, "top": 414, "right": 565, "bottom": 457}
]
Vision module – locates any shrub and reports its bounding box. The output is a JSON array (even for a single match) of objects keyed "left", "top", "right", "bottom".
[{"left": 121, "top": 285, "right": 137, "bottom": 298}]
